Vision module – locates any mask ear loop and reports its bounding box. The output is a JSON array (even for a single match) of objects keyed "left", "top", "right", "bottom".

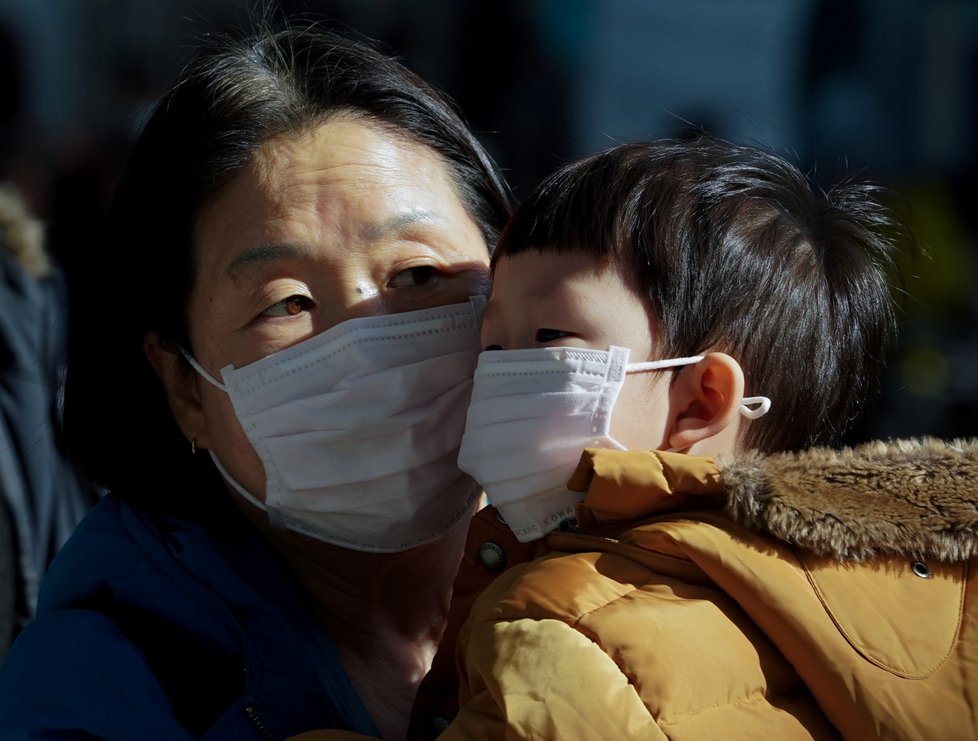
[
  {"left": 740, "top": 396, "right": 771, "bottom": 419},
  {"left": 626, "top": 355, "right": 704, "bottom": 373},
  {"left": 178, "top": 347, "right": 227, "bottom": 391},
  {"left": 628, "top": 353, "right": 772, "bottom": 422},
  {"left": 662, "top": 395, "right": 772, "bottom": 454}
]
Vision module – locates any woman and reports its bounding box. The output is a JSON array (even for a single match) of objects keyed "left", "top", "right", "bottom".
[{"left": 0, "top": 22, "right": 511, "bottom": 740}]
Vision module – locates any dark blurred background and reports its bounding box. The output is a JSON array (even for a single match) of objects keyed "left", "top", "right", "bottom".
[{"left": 1, "top": 0, "right": 976, "bottom": 445}]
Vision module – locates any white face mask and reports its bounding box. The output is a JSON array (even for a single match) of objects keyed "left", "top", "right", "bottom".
[
  {"left": 457, "top": 345, "right": 770, "bottom": 542},
  {"left": 183, "top": 297, "right": 485, "bottom": 552}
]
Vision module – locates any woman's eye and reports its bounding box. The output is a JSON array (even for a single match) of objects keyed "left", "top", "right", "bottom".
[
  {"left": 388, "top": 265, "right": 441, "bottom": 288},
  {"left": 535, "top": 328, "right": 572, "bottom": 343},
  {"left": 263, "top": 295, "right": 315, "bottom": 317}
]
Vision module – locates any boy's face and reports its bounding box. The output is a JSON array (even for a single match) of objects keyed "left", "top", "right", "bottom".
[{"left": 482, "top": 250, "right": 672, "bottom": 450}]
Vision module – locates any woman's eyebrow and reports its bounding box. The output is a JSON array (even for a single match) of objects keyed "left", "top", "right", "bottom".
[
  {"left": 226, "top": 243, "right": 307, "bottom": 277},
  {"left": 362, "top": 209, "right": 440, "bottom": 242}
]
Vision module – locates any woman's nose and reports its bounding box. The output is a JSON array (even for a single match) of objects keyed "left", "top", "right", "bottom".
[{"left": 315, "top": 274, "right": 387, "bottom": 329}]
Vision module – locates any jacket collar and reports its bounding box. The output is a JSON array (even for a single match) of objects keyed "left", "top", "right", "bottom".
[{"left": 570, "top": 438, "right": 978, "bottom": 562}]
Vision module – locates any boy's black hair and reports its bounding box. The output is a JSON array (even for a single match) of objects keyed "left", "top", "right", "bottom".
[{"left": 493, "top": 138, "right": 908, "bottom": 453}]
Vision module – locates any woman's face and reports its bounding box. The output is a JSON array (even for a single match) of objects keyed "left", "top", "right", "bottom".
[{"left": 185, "top": 116, "right": 491, "bottom": 500}]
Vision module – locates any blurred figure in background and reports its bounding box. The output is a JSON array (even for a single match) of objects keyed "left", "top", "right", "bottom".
[{"left": 0, "top": 186, "right": 98, "bottom": 659}]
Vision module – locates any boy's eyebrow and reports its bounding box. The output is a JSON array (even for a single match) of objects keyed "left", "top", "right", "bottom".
[{"left": 225, "top": 243, "right": 306, "bottom": 277}]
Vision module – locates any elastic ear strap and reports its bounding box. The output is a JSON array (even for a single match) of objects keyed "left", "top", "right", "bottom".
[
  {"left": 740, "top": 396, "right": 771, "bottom": 420},
  {"left": 626, "top": 355, "right": 704, "bottom": 373},
  {"left": 179, "top": 347, "right": 227, "bottom": 391},
  {"left": 208, "top": 451, "right": 271, "bottom": 517}
]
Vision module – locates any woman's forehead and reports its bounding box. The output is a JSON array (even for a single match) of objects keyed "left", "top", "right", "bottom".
[
  {"left": 247, "top": 120, "right": 452, "bottom": 218},
  {"left": 193, "top": 117, "right": 479, "bottom": 272}
]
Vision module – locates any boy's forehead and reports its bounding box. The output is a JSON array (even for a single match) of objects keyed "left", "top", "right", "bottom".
[{"left": 491, "top": 250, "right": 622, "bottom": 300}]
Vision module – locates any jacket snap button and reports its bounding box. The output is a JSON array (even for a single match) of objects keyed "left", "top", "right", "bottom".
[
  {"left": 478, "top": 541, "right": 507, "bottom": 573},
  {"left": 911, "top": 560, "right": 930, "bottom": 579},
  {"left": 431, "top": 715, "right": 452, "bottom": 736}
]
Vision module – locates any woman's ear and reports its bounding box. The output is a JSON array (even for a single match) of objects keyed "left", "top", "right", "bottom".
[
  {"left": 665, "top": 352, "right": 744, "bottom": 452},
  {"left": 143, "top": 331, "right": 209, "bottom": 448}
]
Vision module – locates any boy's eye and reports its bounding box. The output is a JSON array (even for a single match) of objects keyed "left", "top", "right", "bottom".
[
  {"left": 535, "top": 328, "right": 572, "bottom": 343},
  {"left": 389, "top": 265, "right": 440, "bottom": 288},
  {"left": 263, "top": 295, "right": 314, "bottom": 317}
]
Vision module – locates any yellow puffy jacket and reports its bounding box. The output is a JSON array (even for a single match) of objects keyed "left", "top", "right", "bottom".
[{"left": 426, "top": 439, "right": 978, "bottom": 740}]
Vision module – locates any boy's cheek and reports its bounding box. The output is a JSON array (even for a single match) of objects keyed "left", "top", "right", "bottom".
[{"left": 611, "top": 375, "right": 673, "bottom": 451}]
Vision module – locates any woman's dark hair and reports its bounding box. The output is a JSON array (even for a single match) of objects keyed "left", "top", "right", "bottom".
[
  {"left": 494, "top": 138, "right": 909, "bottom": 453},
  {"left": 65, "top": 22, "right": 513, "bottom": 504}
]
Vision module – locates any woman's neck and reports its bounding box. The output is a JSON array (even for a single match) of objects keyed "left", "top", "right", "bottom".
[{"left": 232, "top": 494, "right": 476, "bottom": 739}]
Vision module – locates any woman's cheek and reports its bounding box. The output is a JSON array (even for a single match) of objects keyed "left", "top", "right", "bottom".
[{"left": 201, "top": 386, "right": 268, "bottom": 501}]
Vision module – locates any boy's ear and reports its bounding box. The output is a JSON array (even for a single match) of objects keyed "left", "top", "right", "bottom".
[
  {"left": 665, "top": 352, "right": 745, "bottom": 451},
  {"left": 143, "top": 331, "right": 209, "bottom": 448}
]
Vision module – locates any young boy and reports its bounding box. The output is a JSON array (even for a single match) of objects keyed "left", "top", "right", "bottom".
[{"left": 408, "top": 138, "right": 978, "bottom": 740}]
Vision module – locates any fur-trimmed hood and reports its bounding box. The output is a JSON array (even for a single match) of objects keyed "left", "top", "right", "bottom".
[
  {"left": 0, "top": 185, "right": 49, "bottom": 278},
  {"left": 720, "top": 437, "right": 978, "bottom": 562}
]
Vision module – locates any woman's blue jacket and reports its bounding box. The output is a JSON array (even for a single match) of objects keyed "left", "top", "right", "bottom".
[{"left": 0, "top": 492, "right": 379, "bottom": 739}]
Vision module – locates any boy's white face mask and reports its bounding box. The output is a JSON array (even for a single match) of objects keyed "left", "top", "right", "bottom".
[
  {"left": 457, "top": 345, "right": 770, "bottom": 542},
  {"left": 183, "top": 297, "right": 485, "bottom": 553}
]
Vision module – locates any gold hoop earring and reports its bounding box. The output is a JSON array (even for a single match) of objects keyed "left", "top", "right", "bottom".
[{"left": 191, "top": 438, "right": 197, "bottom": 455}]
